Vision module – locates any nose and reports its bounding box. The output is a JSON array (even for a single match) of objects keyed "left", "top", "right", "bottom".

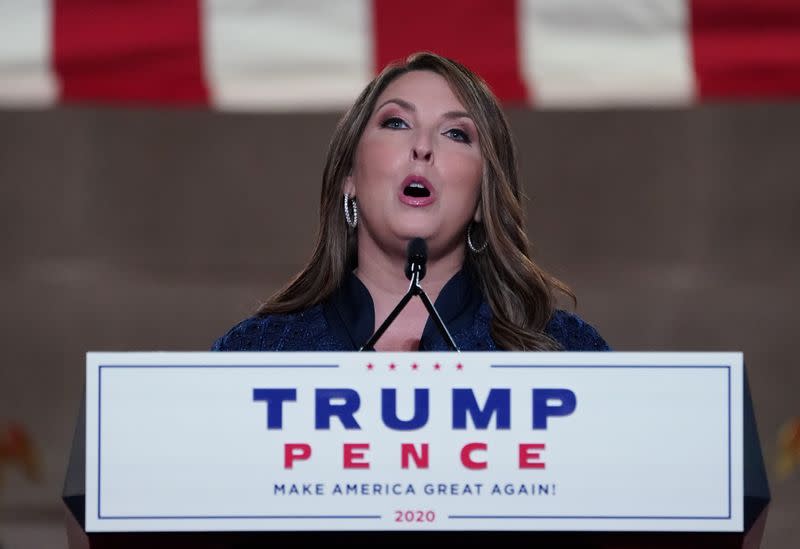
[
  {"left": 412, "top": 137, "right": 433, "bottom": 163},
  {"left": 413, "top": 147, "right": 432, "bottom": 162}
]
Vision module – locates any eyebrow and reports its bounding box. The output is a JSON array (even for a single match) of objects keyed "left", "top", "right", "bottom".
[{"left": 375, "top": 98, "right": 473, "bottom": 121}]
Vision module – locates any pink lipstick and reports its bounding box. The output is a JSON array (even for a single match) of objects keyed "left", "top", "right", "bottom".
[{"left": 399, "top": 175, "right": 436, "bottom": 207}]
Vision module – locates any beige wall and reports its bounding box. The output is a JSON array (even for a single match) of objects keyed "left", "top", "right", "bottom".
[{"left": 0, "top": 104, "right": 798, "bottom": 547}]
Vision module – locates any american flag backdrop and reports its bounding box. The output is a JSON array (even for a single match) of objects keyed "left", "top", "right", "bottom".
[{"left": 1, "top": 0, "right": 799, "bottom": 110}]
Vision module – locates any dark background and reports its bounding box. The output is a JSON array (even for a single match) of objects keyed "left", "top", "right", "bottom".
[{"left": 0, "top": 103, "right": 798, "bottom": 546}]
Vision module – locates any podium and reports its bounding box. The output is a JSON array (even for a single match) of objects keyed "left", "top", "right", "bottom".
[{"left": 63, "top": 352, "right": 770, "bottom": 548}]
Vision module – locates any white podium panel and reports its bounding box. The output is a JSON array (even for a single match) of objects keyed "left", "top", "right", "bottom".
[{"left": 85, "top": 352, "right": 743, "bottom": 532}]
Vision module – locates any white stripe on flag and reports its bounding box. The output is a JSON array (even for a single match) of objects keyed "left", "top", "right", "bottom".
[
  {"left": 0, "top": 0, "right": 58, "bottom": 106},
  {"left": 203, "top": 0, "right": 373, "bottom": 111},
  {"left": 519, "top": 0, "right": 695, "bottom": 107}
]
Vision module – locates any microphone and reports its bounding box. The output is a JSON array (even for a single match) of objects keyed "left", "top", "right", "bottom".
[
  {"left": 404, "top": 237, "right": 427, "bottom": 281},
  {"left": 360, "top": 237, "right": 460, "bottom": 352}
]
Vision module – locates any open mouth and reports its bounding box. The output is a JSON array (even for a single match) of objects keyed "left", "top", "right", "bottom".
[{"left": 403, "top": 181, "right": 431, "bottom": 198}]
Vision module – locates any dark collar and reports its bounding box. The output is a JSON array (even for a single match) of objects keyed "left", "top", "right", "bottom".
[{"left": 322, "top": 266, "right": 483, "bottom": 351}]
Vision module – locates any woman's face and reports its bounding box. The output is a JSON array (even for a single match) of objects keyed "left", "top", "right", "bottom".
[{"left": 345, "top": 70, "right": 483, "bottom": 259}]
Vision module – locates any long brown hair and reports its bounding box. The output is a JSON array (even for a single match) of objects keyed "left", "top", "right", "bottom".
[{"left": 258, "top": 52, "right": 572, "bottom": 350}]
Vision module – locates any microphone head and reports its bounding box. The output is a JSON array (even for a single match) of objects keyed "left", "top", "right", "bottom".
[{"left": 405, "top": 238, "right": 427, "bottom": 281}]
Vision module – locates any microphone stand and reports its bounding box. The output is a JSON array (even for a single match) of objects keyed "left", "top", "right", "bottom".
[{"left": 359, "top": 262, "right": 460, "bottom": 352}]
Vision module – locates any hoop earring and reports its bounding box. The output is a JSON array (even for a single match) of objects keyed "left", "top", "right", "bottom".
[
  {"left": 467, "top": 222, "right": 488, "bottom": 253},
  {"left": 343, "top": 193, "right": 358, "bottom": 229}
]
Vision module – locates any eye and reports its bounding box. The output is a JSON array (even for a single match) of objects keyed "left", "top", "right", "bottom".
[
  {"left": 380, "top": 116, "right": 409, "bottom": 130},
  {"left": 444, "top": 128, "right": 471, "bottom": 144}
]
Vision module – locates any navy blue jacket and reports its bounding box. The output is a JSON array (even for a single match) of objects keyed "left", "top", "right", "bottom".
[{"left": 213, "top": 269, "right": 608, "bottom": 352}]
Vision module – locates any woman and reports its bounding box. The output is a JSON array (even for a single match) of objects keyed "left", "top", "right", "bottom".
[{"left": 213, "top": 52, "right": 608, "bottom": 352}]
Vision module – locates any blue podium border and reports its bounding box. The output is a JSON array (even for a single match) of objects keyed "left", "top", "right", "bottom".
[{"left": 95, "top": 363, "right": 732, "bottom": 522}]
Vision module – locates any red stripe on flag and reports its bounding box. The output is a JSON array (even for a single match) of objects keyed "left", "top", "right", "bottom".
[
  {"left": 690, "top": 0, "right": 800, "bottom": 99},
  {"left": 53, "top": 0, "right": 208, "bottom": 105},
  {"left": 372, "top": 0, "right": 528, "bottom": 103}
]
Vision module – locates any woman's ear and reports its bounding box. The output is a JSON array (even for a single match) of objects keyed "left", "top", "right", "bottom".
[
  {"left": 473, "top": 201, "right": 482, "bottom": 223},
  {"left": 343, "top": 175, "right": 355, "bottom": 197}
]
